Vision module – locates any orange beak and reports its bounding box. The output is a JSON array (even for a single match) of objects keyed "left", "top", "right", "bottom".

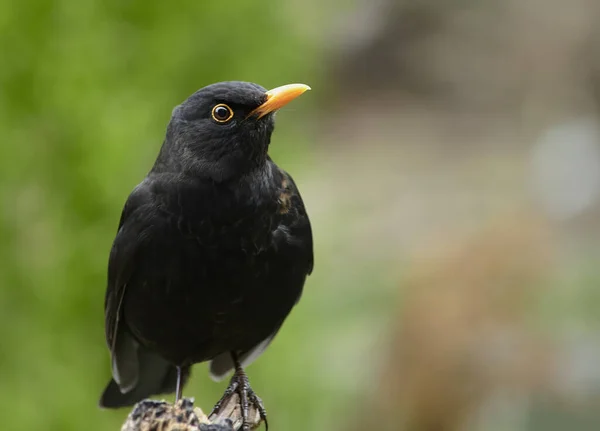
[{"left": 248, "top": 83, "right": 311, "bottom": 119}]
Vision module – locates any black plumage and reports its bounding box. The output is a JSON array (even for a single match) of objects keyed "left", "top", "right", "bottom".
[{"left": 99, "top": 81, "right": 313, "bottom": 429}]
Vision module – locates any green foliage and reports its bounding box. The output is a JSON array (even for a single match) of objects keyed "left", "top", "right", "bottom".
[{"left": 0, "top": 2, "right": 325, "bottom": 430}]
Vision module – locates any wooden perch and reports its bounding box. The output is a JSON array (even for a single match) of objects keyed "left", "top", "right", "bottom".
[{"left": 121, "top": 393, "right": 262, "bottom": 431}]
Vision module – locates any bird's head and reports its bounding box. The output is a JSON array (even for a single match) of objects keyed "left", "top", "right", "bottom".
[{"left": 156, "top": 81, "right": 310, "bottom": 181}]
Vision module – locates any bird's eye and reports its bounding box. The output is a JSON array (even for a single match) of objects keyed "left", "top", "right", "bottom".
[{"left": 211, "top": 104, "right": 234, "bottom": 123}]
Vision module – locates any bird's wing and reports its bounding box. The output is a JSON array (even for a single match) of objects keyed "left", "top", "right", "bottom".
[
  {"left": 209, "top": 168, "right": 314, "bottom": 380},
  {"left": 104, "top": 183, "right": 154, "bottom": 392},
  {"left": 276, "top": 168, "right": 314, "bottom": 277}
]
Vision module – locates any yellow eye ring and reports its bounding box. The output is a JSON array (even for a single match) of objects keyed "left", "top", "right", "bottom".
[{"left": 211, "top": 104, "right": 234, "bottom": 123}]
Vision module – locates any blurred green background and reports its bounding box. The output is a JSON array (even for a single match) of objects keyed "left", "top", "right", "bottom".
[{"left": 2, "top": 1, "right": 600, "bottom": 430}]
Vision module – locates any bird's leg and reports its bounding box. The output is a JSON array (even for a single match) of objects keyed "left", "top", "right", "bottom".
[
  {"left": 210, "top": 352, "right": 268, "bottom": 431},
  {"left": 175, "top": 366, "right": 183, "bottom": 403}
]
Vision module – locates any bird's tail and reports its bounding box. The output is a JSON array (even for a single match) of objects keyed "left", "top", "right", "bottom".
[{"left": 99, "top": 348, "right": 190, "bottom": 409}]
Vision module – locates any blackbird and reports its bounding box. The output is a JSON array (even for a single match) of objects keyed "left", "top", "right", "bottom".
[{"left": 99, "top": 81, "right": 314, "bottom": 430}]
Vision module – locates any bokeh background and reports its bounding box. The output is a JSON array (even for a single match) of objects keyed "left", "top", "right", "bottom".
[{"left": 2, "top": 0, "right": 600, "bottom": 430}]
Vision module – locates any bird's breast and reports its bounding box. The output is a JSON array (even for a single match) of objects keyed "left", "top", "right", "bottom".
[{"left": 166, "top": 206, "right": 276, "bottom": 254}]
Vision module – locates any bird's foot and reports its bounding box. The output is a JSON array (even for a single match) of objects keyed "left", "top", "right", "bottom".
[{"left": 210, "top": 368, "right": 267, "bottom": 431}]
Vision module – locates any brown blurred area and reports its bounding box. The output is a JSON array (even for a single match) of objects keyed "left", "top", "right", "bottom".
[
  {"left": 303, "top": 1, "right": 600, "bottom": 429},
  {"left": 367, "top": 216, "right": 556, "bottom": 431}
]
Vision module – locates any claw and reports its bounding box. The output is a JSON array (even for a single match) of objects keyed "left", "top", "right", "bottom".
[
  {"left": 247, "top": 389, "right": 268, "bottom": 431},
  {"left": 210, "top": 364, "right": 267, "bottom": 430}
]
